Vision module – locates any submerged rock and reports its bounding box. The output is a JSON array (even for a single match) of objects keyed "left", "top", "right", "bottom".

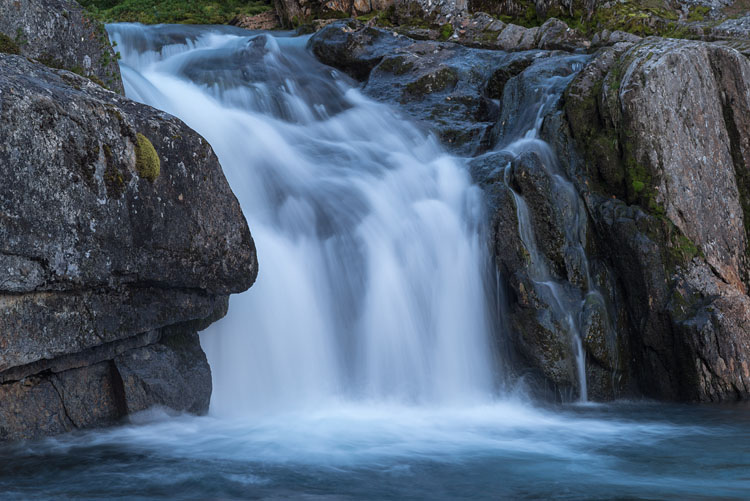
[{"left": 0, "top": 54, "right": 257, "bottom": 440}]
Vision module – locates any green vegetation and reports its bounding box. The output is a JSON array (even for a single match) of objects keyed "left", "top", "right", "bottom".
[
  {"left": 478, "top": 0, "right": 701, "bottom": 39},
  {"left": 135, "top": 133, "right": 161, "bottom": 182},
  {"left": 688, "top": 5, "right": 711, "bottom": 22},
  {"left": 438, "top": 23, "right": 453, "bottom": 41},
  {"left": 79, "top": 0, "right": 271, "bottom": 24},
  {"left": 0, "top": 32, "right": 20, "bottom": 55}
]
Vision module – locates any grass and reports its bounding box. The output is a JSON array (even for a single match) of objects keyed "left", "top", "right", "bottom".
[{"left": 79, "top": 0, "right": 272, "bottom": 24}]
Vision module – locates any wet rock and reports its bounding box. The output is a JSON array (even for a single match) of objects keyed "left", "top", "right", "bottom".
[
  {"left": 114, "top": 330, "right": 211, "bottom": 415},
  {"left": 311, "top": 22, "right": 544, "bottom": 154},
  {"left": 308, "top": 21, "right": 412, "bottom": 80},
  {"left": 0, "top": 53, "right": 257, "bottom": 439},
  {"left": 0, "top": 0, "right": 123, "bottom": 93}
]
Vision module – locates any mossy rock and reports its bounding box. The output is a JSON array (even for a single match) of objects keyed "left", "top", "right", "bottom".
[
  {"left": 0, "top": 32, "right": 20, "bottom": 55},
  {"left": 135, "top": 133, "right": 160, "bottom": 182}
]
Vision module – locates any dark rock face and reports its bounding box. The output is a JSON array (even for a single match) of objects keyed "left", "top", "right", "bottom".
[
  {"left": 310, "top": 21, "right": 545, "bottom": 155},
  {"left": 0, "top": 0, "right": 124, "bottom": 93},
  {"left": 309, "top": 22, "right": 412, "bottom": 81},
  {"left": 0, "top": 328, "right": 210, "bottom": 442},
  {"left": 561, "top": 39, "right": 750, "bottom": 401},
  {"left": 0, "top": 53, "right": 257, "bottom": 440}
]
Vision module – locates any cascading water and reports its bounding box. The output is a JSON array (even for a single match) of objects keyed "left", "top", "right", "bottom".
[
  {"left": 108, "top": 24, "right": 499, "bottom": 412},
  {"left": 488, "top": 56, "right": 614, "bottom": 401},
  {"left": 1, "top": 24, "right": 747, "bottom": 501}
]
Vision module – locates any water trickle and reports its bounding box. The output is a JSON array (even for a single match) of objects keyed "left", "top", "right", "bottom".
[{"left": 492, "top": 54, "right": 614, "bottom": 401}]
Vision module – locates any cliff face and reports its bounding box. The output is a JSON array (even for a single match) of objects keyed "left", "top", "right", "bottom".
[
  {"left": 309, "top": 20, "right": 750, "bottom": 402},
  {"left": 560, "top": 39, "right": 750, "bottom": 401},
  {"left": 0, "top": 4, "right": 257, "bottom": 441}
]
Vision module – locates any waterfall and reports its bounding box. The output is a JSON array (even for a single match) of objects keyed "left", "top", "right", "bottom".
[{"left": 108, "top": 24, "right": 500, "bottom": 413}]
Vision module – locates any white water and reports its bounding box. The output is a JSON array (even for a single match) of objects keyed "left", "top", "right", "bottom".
[{"left": 108, "top": 25, "right": 499, "bottom": 414}]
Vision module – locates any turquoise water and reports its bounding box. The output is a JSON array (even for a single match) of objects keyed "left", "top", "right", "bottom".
[{"left": 1, "top": 401, "right": 749, "bottom": 499}]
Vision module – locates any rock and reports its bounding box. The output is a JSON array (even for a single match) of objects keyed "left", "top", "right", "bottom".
[
  {"left": 562, "top": 38, "right": 750, "bottom": 401},
  {"left": 535, "top": 17, "right": 589, "bottom": 51},
  {"left": 310, "top": 22, "right": 547, "bottom": 154},
  {"left": 467, "top": 0, "right": 601, "bottom": 21},
  {"left": 0, "top": 0, "right": 123, "bottom": 93},
  {"left": 393, "top": 0, "right": 469, "bottom": 25},
  {"left": 273, "top": 0, "right": 397, "bottom": 27},
  {"left": 308, "top": 21, "right": 412, "bottom": 80},
  {"left": 0, "top": 53, "right": 257, "bottom": 439},
  {"left": 496, "top": 24, "right": 539, "bottom": 51},
  {"left": 591, "top": 29, "right": 642, "bottom": 47},
  {"left": 711, "top": 13, "right": 750, "bottom": 39},
  {"left": 0, "top": 326, "right": 210, "bottom": 442},
  {"left": 114, "top": 330, "right": 211, "bottom": 415},
  {"left": 230, "top": 10, "right": 280, "bottom": 30}
]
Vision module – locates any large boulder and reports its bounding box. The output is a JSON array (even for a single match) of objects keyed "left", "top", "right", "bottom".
[
  {"left": 0, "top": 53, "right": 257, "bottom": 440},
  {"left": 0, "top": 0, "right": 124, "bottom": 93},
  {"left": 561, "top": 38, "right": 750, "bottom": 401}
]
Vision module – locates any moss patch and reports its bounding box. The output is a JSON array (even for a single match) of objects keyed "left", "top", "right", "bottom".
[
  {"left": 0, "top": 32, "right": 20, "bottom": 55},
  {"left": 135, "top": 133, "right": 160, "bottom": 182},
  {"left": 438, "top": 23, "right": 453, "bottom": 41}
]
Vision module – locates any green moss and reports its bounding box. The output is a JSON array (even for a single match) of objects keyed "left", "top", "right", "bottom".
[
  {"left": 0, "top": 32, "right": 20, "bottom": 55},
  {"left": 135, "top": 133, "right": 160, "bottom": 182},
  {"left": 438, "top": 23, "right": 453, "bottom": 41},
  {"left": 79, "top": 0, "right": 271, "bottom": 25},
  {"left": 688, "top": 5, "right": 710, "bottom": 22}
]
